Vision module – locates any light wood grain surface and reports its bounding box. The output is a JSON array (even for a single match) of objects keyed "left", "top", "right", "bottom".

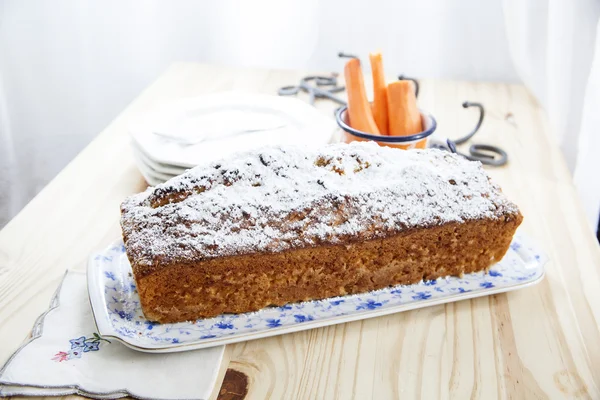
[{"left": 1, "top": 63, "right": 599, "bottom": 400}]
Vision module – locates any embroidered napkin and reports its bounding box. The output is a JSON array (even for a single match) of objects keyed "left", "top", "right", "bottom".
[{"left": 0, "top": 271, "right": 224, "bottom": 400}]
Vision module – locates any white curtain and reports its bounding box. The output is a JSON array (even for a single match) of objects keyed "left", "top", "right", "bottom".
[
  {"left": 0, "top": 72, "right": 19, "bottom": 227},
  {"left": 1, "top": 0, "right": 598, "bottom": 231},
  {"left": 503, "top": 0, "right": 600, "bottom": 230},
  {"left": 574, "top": 22, "right": 600, "bottom": 233}
]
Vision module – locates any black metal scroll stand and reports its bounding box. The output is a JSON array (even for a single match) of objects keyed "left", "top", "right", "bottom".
[
  {"left": 444, "top": 102, "right": 507, "bottom": 166},
  {"left": 396, "top": 75, "right": 507, "bottom": 166},
  {"left": 278, "top": 75, "right": 346, "bottom": 106}
]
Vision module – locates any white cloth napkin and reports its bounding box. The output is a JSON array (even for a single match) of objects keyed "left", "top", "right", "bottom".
[{"left": 0, "top": 271, "right": 224, "bottom": 400}]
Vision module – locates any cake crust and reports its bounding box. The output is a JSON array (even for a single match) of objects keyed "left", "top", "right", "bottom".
[
  {"left": 136, "top": 216, "right": 521, "bottom": 323},
  {"left": 120, "top": 142, "right": 522, "bottom": 323}
]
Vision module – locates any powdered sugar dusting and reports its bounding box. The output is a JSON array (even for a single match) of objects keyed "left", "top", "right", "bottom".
[{"left": 121, "top": 142, "right": 519, "bottom": 270}]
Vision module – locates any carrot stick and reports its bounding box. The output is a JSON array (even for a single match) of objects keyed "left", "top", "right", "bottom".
[
  {"left": 344, "top": 58, "right": 380, "bottom": 134},
  {"left": 386, "top": 80, "right": 422, "bottom": 136},
  {"left": 369, "top": 52, "right": 389, "bottom": 134}
]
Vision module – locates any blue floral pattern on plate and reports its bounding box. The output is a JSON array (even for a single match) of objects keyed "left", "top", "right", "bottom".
[{"left": 87, "top": 232, "right": 547, "bottom": 352}]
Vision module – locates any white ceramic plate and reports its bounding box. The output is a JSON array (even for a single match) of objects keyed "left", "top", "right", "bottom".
[
  {"left": 132, "top": 142, "right": 188, "bottom": 176},
  {"left": 128, "top": 92, "right": 337, "bottom": 169},
  {"left": 131, "top": 146, "right": 182, "bottom": 186},
  {"left": 132, "top": 155, "right": 168, "bottom": 186},
  {"left": 134, "top": 156, "right": 177, "bottom": 182},
  {"left": 88, "top": 232, "right": 546, "bottom": 353}
]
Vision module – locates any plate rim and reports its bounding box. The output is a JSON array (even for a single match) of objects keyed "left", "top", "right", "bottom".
[
  {"left": 131, "top": 142, "right": 187, "bottom": 176},
  {"left": 132, "top": 151, "right": 178, "bottom": 181},
  {"left": 87, "top": 234, "right": 548, "bottom": 353},
  {"left": 133, "top": 162, "right": 164, "bottom": 186},
  {"left": 90, "top": 269, "right": 546, "bottom": 353}
]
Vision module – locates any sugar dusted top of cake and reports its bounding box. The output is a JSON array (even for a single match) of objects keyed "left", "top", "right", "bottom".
[{"left": 121, "top": 142, "right": 519, "bottom": 270}]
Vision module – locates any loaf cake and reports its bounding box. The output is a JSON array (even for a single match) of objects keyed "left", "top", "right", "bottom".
[{"left": 121, "top": 142, "right": 522, "bottom": 323}]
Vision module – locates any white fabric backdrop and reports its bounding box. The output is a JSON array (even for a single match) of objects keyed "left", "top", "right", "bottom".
[
  {"left": 503, "top": 0, "right": 600, "bottom": 230},
  {"left": 0, "top": 0, "right": 598, "bottom": 232},
  {"left": 574, "top": 22, "right": 600, "bottom": 232}
]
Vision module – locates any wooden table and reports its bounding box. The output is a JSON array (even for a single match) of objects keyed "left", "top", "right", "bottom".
[{"left": 1, "top": 63, "right": 599, "bottom": 399}]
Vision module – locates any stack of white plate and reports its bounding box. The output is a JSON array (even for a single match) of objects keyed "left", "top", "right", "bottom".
[{"left": 128, "top": 92, "right": 338, "bottom": 186}]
